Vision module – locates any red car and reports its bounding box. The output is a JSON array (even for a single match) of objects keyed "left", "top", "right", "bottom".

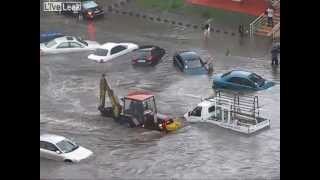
[{"left": 132, "top": 45, "right": 165, "bottom": 65}]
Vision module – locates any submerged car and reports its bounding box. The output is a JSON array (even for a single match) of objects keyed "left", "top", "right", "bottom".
[
  {"left": 212, "top": 70, "right": 275, "bottom": 91},
  {"left": 40, "top": 134, "right": 93, "bottom": 163},
  {"left": 62, "top": 0, "right": 104, "bottom": 19},
  {"left": 40, "top": 32, "right": 64, "bottom": 43},
  {"left": 131, "top": 45, "right": 165, "bottom": 65},
  {"left": 173, "top": 51, "right": 208, "bottom": 74},
  {"left": 40, "top": 36, "right": 100, "bottom": 55},
  {"left": 88, "top": 42, "right": 139, "bottom": 63}
]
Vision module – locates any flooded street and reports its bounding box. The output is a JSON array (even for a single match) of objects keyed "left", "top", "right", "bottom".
[{"left": 40, "top": 12, "right": 279, "bottom": 179}]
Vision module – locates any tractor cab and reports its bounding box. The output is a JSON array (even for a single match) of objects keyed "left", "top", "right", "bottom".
[{"left": 123, "top": 92, "right": 161, "bottom": 130}]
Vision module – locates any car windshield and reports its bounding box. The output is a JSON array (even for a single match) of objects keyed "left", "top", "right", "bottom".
[
  {"left": 222, "top": 71, "right": 232, "bottom": 78},
  {"left": 136, "top": 50, "right": 150, "bottom": 57},
  {"left": 83, "top": 1, "right": 98, "bottom": 9},
  {"left": 45, "top": 40, "right": 57, "bottom": 48},
  {"left": 249, "top": 73, "right": 265, "bottom": 86},
  {"left": 186, "top": 59, "right": 202, "bottom": 68},
  {"left": 94, "top": 48, "right": 108, "bottom": 56},
  {"left": 56, "top": 139, "right": 79, "bottom": 153},
  {"left": 76, "top": 37, "right": 88, "bottom": 46}
]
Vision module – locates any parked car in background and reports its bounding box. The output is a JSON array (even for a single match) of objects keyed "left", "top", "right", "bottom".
[
  {"left": 40, "top": 134, "right": 93, "bottom": 163},
  {"left": 62, "top": 0, "right": 104, "bottom": 19},
  {"left": 131, "top": 45, "right": 165, "bottom": 65},
  {"left": 212, "top": 70, "right": 275, "bottom": 91},
  {"left": 40, "top": 36, "right": 100, "bottom": 55},
  {"left": 88, "top": 42, "right": 139, "bottom": 63},
  {"left": 173, "top": 51, "right": 208, "bottom": 74},
  {"left": 40, "top": 32, "right": 65, "bottom": 43}
]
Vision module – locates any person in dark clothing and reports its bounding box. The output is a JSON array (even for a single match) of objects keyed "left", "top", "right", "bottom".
[
  {"left": 271, "top": 44, "right": 280, "bottom": 65},
  {"left": 203, "top": 23, "right": 211, "bottom": 40}
]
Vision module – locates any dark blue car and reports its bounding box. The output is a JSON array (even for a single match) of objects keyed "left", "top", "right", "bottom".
[
  {"left": 40, "top": 32, "right": 64, "bottom": 43},
  {"left": 212, "top": 70, "right": 275, "bottom": 91},
  {"left": 173, "top": 51, "right": 208, "bottom": 75}
]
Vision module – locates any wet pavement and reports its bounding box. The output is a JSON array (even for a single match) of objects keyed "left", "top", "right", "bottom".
[{"left": 40, "top": 11, "right": 279, "bottom": 179}]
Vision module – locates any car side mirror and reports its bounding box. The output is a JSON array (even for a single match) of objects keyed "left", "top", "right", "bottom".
[{"left": 188, "top": 111, "right": 191, "bottom": 116}]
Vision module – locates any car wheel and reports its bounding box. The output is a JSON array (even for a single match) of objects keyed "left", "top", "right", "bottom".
[{"left": 64, "top": 159, "right": 73, "bottom": 163}]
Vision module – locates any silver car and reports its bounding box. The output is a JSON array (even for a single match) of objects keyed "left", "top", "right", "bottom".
[
  {"left": 40, "top": 134, "right": 93, "bottom": 163},
  {"left": 40, "top": 36, "right": 100, "bottom": 55}
]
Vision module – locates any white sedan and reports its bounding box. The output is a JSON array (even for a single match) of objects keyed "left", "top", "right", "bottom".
[
  {"left": 88, "top": 42, "right": 139, "bottom": 63},
  {"left": 40, "top": 36, "right": 100, "bottom": 55},
  {"left": 40, "top": 134, "right": 93, "bottom": 163}
]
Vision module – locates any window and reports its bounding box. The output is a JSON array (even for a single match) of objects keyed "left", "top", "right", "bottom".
[
  {"left": 45, "top": 40, "right": 58, "bottom": 48},
  {"left": 222, "top": 71, "right": 232, "bottom": 78},
  {"left": 152, "top": 49, "right": 159, "bottom": 56},
  {"left": 249, "top": 73, "right": 265, "bottom": 87},
  {"left": 208, "top": 106, "right": 215, "bottom": 113},
  {"left": 70, "top": 42, "right": 83, "bottom": 48},
  {"left": 143, "top": 98, "right": 155, "bottom": 113},
  {"left": 57, "top": 42, "right": 70, "bottom": 48},
  {"left": 229, "top": 77, "right": 255, "bottom": 87},
  {"left": 94, "top": 48, "right": 108, "bottom": 56},
  {"left": 40, "top": 141, "right": 59, "bottom": 152},
  {"left": 176, "top": 56, "right": 184, "bottom": 66},
  {"left": 111, "top": 45, "right": 127, "bottom": 55},
  {"left": 238, "top": 78, "right": 255, "bottom": 87},
  {"left": 191, "top": 106, "right": 202, "bottom": 117},
  {"left": 76, "top": 37, "right": 88, "bottom": 46},
  {"left": 228, "top": 77, "right": 242, "bottom": 84},
  {"left": 186, "top": 59, "right": 202, "bottom": 68},
  {"left": 40, "top": 141, "right": 46, "bottom": 149},
  {"left": 136, "top": 49, "right": 151, "bottom": 58},
  {"left": 56, "top": 140, "right": 79, "bottom": 153}
]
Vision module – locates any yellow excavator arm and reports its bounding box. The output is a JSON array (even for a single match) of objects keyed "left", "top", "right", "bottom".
[{"left": 100, "top": 75, "right": 122, "bottom": 118}]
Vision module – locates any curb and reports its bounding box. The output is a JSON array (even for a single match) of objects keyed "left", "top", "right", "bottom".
[{"left": 107, "top": 1, "right": 240, "bottom": 37}]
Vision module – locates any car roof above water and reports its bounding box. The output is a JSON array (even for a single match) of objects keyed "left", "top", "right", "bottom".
[
  {"left": 225, "top": 70, "right": 252, "bottom": 78},
  {"left": 53, "top": 36, "right": 77, "bottom": 43},
  {"left": 40, "top": 134, "right": 66, "bottom": 144},
  {"left": 178, "top": 51, "right": 200, "bottom": 61}
]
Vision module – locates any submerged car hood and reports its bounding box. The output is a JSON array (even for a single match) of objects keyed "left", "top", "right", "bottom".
[{"left": 64, "top": 146, "right": 93, "bottom": 162}]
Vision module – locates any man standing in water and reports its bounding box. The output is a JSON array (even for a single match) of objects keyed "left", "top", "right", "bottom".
[
  {"left": 100, "top": 73, "right": 107, "bottom": 108},
  {"left": 207, "top": 56, "right": 214, "bottom": 75},
  {"left": 271, "top": 43, "right": 280, "bottom": 65},
  {"left": 203, "top": 23, "right": 211, "bottom": 40}
]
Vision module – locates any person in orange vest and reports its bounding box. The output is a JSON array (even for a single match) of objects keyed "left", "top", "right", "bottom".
[{"left": 87, "top": 20, "right": 96, "bottom": 41}]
